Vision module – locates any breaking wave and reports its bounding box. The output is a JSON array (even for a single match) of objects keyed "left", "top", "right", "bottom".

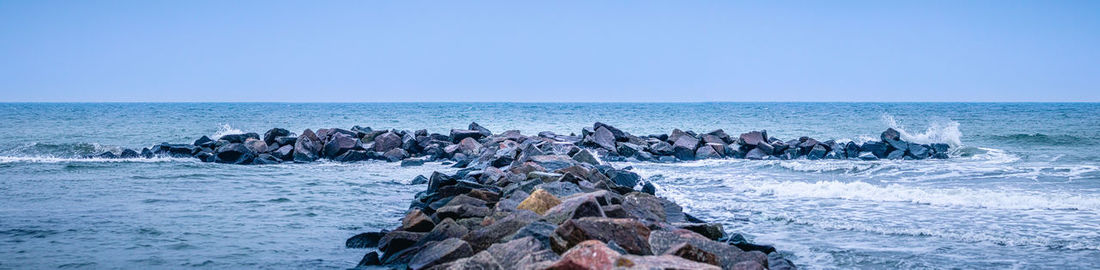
[
  {"left": 881, "top": 114, "right": 963, "bottom": 147},
  {"left": 211, "top": 124, "right": 244, "bottom": 139},
  {"left": 750, "top": 180, "right": 1100, "bottom": 211}
]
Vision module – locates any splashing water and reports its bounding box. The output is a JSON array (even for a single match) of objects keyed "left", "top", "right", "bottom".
[
  {"left": 881, "top": 113, "right": 964, "bottom": 147},
  {"left": 211, "top": 124, "right": 244, "bottom": 139}
]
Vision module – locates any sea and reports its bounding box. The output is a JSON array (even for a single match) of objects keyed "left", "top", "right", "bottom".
[{"left": 0, "top": 103, "right": 1097, "bottom": 269}]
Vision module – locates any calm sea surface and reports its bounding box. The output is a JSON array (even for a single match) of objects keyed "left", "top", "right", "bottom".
[{"left": 1, "top": 103, "right": 1098, "bottom": 269}]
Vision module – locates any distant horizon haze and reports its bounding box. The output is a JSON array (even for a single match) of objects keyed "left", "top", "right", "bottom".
[{"left": 1, "top": 1, "right": 1098, "bottom": 102}]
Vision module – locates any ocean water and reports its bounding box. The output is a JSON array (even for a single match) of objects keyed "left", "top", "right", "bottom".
[{"left": 1, "top": 103, "right": 1098, "bottom": 269}]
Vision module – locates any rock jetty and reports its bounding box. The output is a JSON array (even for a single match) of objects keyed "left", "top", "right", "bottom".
[
  {"left": 91, "top": 122, "right": 950, "bottom": 165},
  {"left": 344, "top": 135, "right": 796, "bottom": 269}
]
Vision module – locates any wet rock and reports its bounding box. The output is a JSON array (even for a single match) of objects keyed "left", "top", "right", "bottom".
[
  {"left": 755, "top": 141, "right": 775, "bottom": 155},
  {"left": 450, "top": 129, "right": 484, "bottom": 143},
  {"left": 621, "top": 192, "right": 666, "bottom": 223},
  {"left": 435, "top": 204, "right": 491, "bottom": 220},
  {"left": 486, "top": 236, "right": 557, "bottom": 267},
  {"left": 469, "top": 122, "right": 492, "bottom": 138},
  {"left": 355, "top": 251, "right": 381, "bottom": 267},
  {"left": 219, "top": 133, "right": 259, "bottom": 144},
  {"left": 616, "top": 142, "right": 644, "bottom": 158},
  {"left": 606, "top": 169, "right": 641, "bottom": 189},
  {"left": 548, "top": 240, "right": 621, "bottom": 270},
  {"left": 592, "top": 126, "right": 617, "bottom": 151},
  {"left": 552, "top": 217, "right": 652, "bottom": 255},
  {"left": 881, "top": 128, "right": 907, "bottom": 150},
  {"left": 273, "top": 145, "right": 294, "bottom": 160},
  {"left": 674, "top": 223, "right": 725, "bottom": 241},
  {"left": 252, "top": 153, "right": 281, "bottom": 164},
  {"left": 140, "top": 148, "right": 154, "bottom": 158},
  {"left": 671, "top": 136, "right": 699, "bottom": 160},
  {"left": 120, "top": 149, "right": 140, "bottom": 158},
  {"left": 456, "top": 137, "right": 482, "bottom": 156},
  {"left": 649, "top": 141, "right": 674, "bottom": 155},
  {"left": 383, "top": 148, "right": 409, "bottom": 162},
  {"left": 886, "top": 149, "right": 905, "bottom": 160},
  {"left": 571, "top": 149, "right": 600, "bottom": 166},
  {"left": 408, "top": 238, "right": 474, "bottom": 270},
  {"left": 274, "top": 136, "right": 297, "bottom": 146},
  {"left": 378, "top": 230, "right": 425, "bottom": 255},
  {"left": 594, "top": 122, "right": 627, "bottom": 141},
  {"left": 505, "top": 222, "right": 557, "bottom": 250},
  {"left": 744, "top": 148, "right": 768, "bottom": 160},
  {"left": 263, "top": 128, "right": 290, "bottom": 145},
  {"left": 614, "top": 255, "right": 721, "bottom": 269},
  {"left": 768, "top": 252, "right": 798, "bottom": 270},
  {"left": 373, "top": 132, "right": 403, "bottom": 153},
  {"left": 537, "top": 182, "right": 583, "bottom": 198},
  {"left": 213, "top": 143, "right": 255, "bottom": 164},
  {"left": 739, "top": 131, "right": 767, "bottom": 146},
  {"left": 153, "top": 143, "right": 198, "bottom": 157},
  {"left": 419, "top": 219, "right": 469, "bottom": 244},
  {"left": 193, "top": 135, "right": 213, "bottom": 146},
  {"left": 403, "top": 209, "right": 436, "bottom": 232},
  {"left": 347, "top": 231, "right": 388, "bottom": 248},
  {"left": 845, "top": 141, "right": 861, "bottom": 158},
  {"left": 858, "top": 151, "right": 878, "bottom": 160},
  {"left": 695, "top": 143, "right": 723, "bottom": 159},
  {"left": 662, "top": 242, "right": 720, "bottom": 266},
  {"left": 542, "top": 193, "right": 606, "bottom": 225},
  {"left": 402, "top": 159, "right": 426, "bottom": 167},
  {"left": 462, "top": 211, "right": 539, "bottom": 251},
  {"left": 648, "top": 230, "right": 768, "bottom": 269},
  {"left": 806, "top": 144, "right": 827, "bottom": 160},
  {"left": 907, "top": 143, "right": 930, "bottom": 159},
  {"left": 244, "top": 139, "right": 268, "bottom": 154},
  {"left": 860, "top": 141, "right": 888, "bottom": 158},
  {"left": 293, "top": 135, "right": 321, "bottom": 162},
  {"left": 528, "top": 155, "right": 577, "bottom": 172}
]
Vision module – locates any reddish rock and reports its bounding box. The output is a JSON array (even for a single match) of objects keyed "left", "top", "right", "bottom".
[
  {"left": 402, "top": 209, "right": 435, "bottom": 232},
  {"left": 552, "top": 217, "right": 652, "bottom": 255},
  {"left": 408, "top": 238, "right": 474, "bottom": 270},
  {"left": 662, "top": 242, "right": 719, "bottom": 266},
  {"left": 613, "top": 255, "right": 721, "bottom": 270},
  {"left": 547, "top": 240, "right": 621, "bottom": 270}
]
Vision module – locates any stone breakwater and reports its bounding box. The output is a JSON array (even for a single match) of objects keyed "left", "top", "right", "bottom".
[
  {"left": 91, "top": 122, "right": 949, "bottom": 165},
  {"left": 344, "top": 139, "right": 797, "bottom": 269}
]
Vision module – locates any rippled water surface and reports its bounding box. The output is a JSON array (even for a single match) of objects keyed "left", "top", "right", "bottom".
[{"left": 1, "top": 103, "right": 1098, "bottom": 269}]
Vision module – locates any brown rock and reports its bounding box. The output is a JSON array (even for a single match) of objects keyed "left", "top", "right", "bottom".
[
  {"left": 547, "top": 240, "right": 621, "bottom": 270},
  {"left": 662, "top": 242, "right": 719, "bottom": 266},
  {"left": 435, "top": 204, "right": 491, "bottom": 220},
  {"left": 613, "top": 255, "right": 721, "bottom": 270},
  {"left": 377, "top": 230, "right": 425, "bottom": 255},
  {"left": 517, "top": 189, "right": 561, "bottom": 215},
  {"left": 403, "top": 209, "right": 435, "bottom": 232},
  {"left": 542, "top": 193, "right": 605, "bottom": 225},
  {"left": 552, "top": 217, "right": 652, "bottom": 255}
]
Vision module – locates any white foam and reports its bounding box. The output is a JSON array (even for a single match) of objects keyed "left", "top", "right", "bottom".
[
  {"left": 0, "top": 156, "right": 195, "bottom": 164},
  {"left": 750, "top": 180, "right": 1100, "bottom": 211},
  {"left": 211, "top": 124, "right": 244, "bottom": 139},
  {"left": 882, "top": 113, "right": 964, "bottom": 147}
]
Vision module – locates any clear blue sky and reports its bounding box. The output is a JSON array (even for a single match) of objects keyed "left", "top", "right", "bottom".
[{"left": 1, "top": 1, "right": 1098, "bottom": 102}]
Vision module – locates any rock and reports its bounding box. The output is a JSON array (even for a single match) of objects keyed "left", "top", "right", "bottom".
[
  {"left": 662, "top": 242, "right": 720, "bottom": 266},
  {"left": 806, "top": 144, "right": 827, "bottom": 160},
  {"left": 469, "top": 122, "right": 493, "bottom": 138},
  {"left": 219, "top": 133, "right": 259, "bottom": 144},
  {"left": 755, "top": 141, "right": 775, "bottom": 155},
  {"left": 356, "top": 251, "right": 381, "bottom": 267},
  {"left": 671, "top": 136, "right": 699, "bottom": 160},
  {"left": 614, "top": 255, "right": 721, "bottom": 269},
  {"left": 419, "top": 219, "right": 470, "bottom": 244},
  {"left": 536, "top": 182, "right": 584, "bottom": 198},
  {"left": 373, "top": 132, "right": 403, "bottom": 153},
  {"left": 695, "top": 143, "right": 723, "bottom": 159},
  {"left": 140, "top": 148, "right": 154, "bottom": 158},
  {"left": 616, "top": 142, "right": 644, "bottom": 158},
  {"left": 649, "top": 141, "right": 674, "bottom": 155},
  {"left": 153, "top": 143, "right": 198, "bottom": 157},
  {"left": 263, "top": 128, "right": 290, "bottom": 145},
  {"left": 571, "top": 149, "right": 600, "bottom": 166},
  {"left": 592, "top": 126, "right": 617, "bottom": 151},
  {"left": 463, "top": 211, "right": 539, "bottom": 251},
  {"left": 542, "top": 193, "right": 606, "bottom": 225},
  {"left": 450, "top": 129, "right": 484, "bottom": 143},
  {"left": 383, "top": 148, "right": 409, "bottom": 162},
  {"left": 744, "top": 148, "right": 768, "bottom": 160},
  {"left": 377, "top": 230, "right": 425, "bottom": 255},
  {"left": 119, "top": 149, "right": 139, "bottom": 158},
  {"left": 739, "top": 131, "right": 767, "bottom": 146},
  {"left": 193, "top": 135, "right": 213, "bottom": 146},
  {"left": 594, "top": 122, "right": 627, "bottom": 141},
  {"left": 322, "top": 133, "right": 360, "bottom": 158},
  {"left": 505, "top": 222, "right": 557, "bottom": 250},
  {"left": 907, "top": 143, "right": 930, "bottom": 159},
  {"left": 435, "top": 204, "right": 491, "bottom": 220},
  {"left": 931, "top": 143, "right": 950, "bottom": 159},
  {"left": 335, "top": 150, "right": 370, "bottom": 162},
  {"left": 860, "top": 141, "right": 888, "bottom": 158},
  {"left": 768, "top": 252, "right": 798, "bottom": 270},
  {"left": 674, "top": 223, "right": 724, "bottom": 241},
  {"left": 886, "top": 149, "right": 906, "bottom": 159},
  {"left": 403, "top": 209, "right": 436, "bottom": 232},
  {"left": 648, "top": 230, "right": 768, "bottom": 269},
  {"left": 456, "top": 138, "right": 482, "bottom": 156},
  {"left": 486, "top": 236, "right": 557, "bottom": 267},
  {"left": 528, "top": 155, "right": 577, "bottom": 172},
  {"left": 606, "top": 169, "right": 641, "bottom": 189},
  {"left": 552, "top": 217, "right": 652, "bottom": 255},
  {"left": 548, "top": 240, "right": 622, "bottom": 270},
  {"left": 273, "top": 145, "right": 294, "bottom": 160},
  {"left": 252, "top": 153, "right": 281, "bottom": 164},
  {"left": 347, "top": 231, "right": 388, "bottom": 248},
  {"left": 402, "top": 159, "right": 426, "bottom": 167},
  {"left": 517, "top": 189, "right": 561, "bottom": 215},
  {"left": 621, "top": 192, "right": 666, "bottom": 223},
  {"left": 408, "top": 238, "right": 474, "bottom": 270},
  {"left": 213, "top": 143, "right": 255, "bottom": 164},
  {"left": 881, "top": 127, "right": 905, "bottom": 149},
  {"left": 293, "top": 135, "right": 321, "bottom": 162},
  {"left": 274, "top": 136, "right": 297, "bottom": 146}
]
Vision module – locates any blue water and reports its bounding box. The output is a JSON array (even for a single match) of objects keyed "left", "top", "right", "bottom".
[{"left": 1, "top": 103, "right": 1098, "bottom": 269}]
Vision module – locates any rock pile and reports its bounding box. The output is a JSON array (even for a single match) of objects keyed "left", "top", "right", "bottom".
[
  {"left": 345, "top": 134, "right": 797, "bottom": 269},
  {"left": 92, "top": 122, "right": 949, "bottom": 164}
]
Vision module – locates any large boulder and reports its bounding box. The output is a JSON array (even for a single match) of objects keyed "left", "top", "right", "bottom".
[
  {"left": 860, "top": 141, "right": 888, "bottom": 158},
  {"left": 373, "top": 132, "right": 403, "bottom": 153},
  {"left": 551, "top": 217, "right": 653, "bottom": 255},
  {"left": 322, "top": 133, "right": 360, "bottom": 158},
  {"left": 263, "top": 128, "right": 290, "bottom": 145},
  {"left": 744, "top": 148, "right": 768, "bottom": 160},
  {"left": 213, "top": 143, "right": 255, "bottom": 164},
  {"left": 542, "top": 192, "right": 606, "bottom": 225},
  {"left": 614, "top": 255, "right": 721, "bottom": 269},
  {"left": 463, "top": 211, "right": 539, "bottom": 251},
  {"left": 738, "top": 131, "right": 767, "bottom": 146},
  {"left": 346, "top": 231, "right": 387, "bottom": 248},
  {"left": 695, "top": 143, "right": 723, "bottom": 159},
  {"left": 571, "top": 149, "right": 600, "bottom": 166},
  {"left": 592, "top": 126, "right": 617, "bottom": 151},
  {"left": 450, "top": 129, "right": 484, "bottom": 143},
  {"left": 648, "top": 230, "right": 768, "bottom": 269},
  {"left": 548, "top": 240, "right": 621, "bottom": 270},
  {"left": 383, "top": 148, "right": 409, "bottom": 162},
  {"left": 408, "top": 238, "right": 474, "bottom": 270},
  {"left": 881, "top": 128, "right": 908, "bottom": 150},
  {"left": 402, "top": 209, "right": 436, "bottom": 232},
  {"left": 469, "top": 122, "right": 493, "bottom": 138},
  {"left": 594, "top": 122, "right": 627, "bottom": 141},
  {"left": 671, "top": 136, "right": 699, "bottom": 160},
  {"left": 219, "top": 132, "right": 259, "bottom": 144},
  {"left": 293, "top": 130, "right": 321, "bottom": 162},
  {"left": 621, "top": 192, "right": 667, "bottom": 223}
]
